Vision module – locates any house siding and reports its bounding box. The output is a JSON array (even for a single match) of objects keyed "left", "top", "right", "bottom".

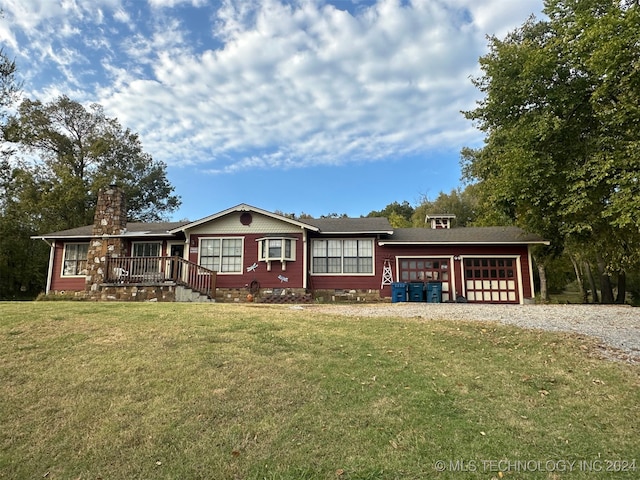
[
  {"left": 188, "top": 232, "right": 305, "bottom": 290},
  {"left": 38, "top": 201, "right": 544, "bottom": 304},
  {"left": 376, "top": 244, "right": 533, "bottom": 302},
  {"left": 50, "top": 242, "right": 87, "bottom": 292}
]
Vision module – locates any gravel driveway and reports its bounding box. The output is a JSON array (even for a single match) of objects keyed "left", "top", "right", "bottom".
[{"left": 307, "top": 303, "right": 640, "bottom": 364}]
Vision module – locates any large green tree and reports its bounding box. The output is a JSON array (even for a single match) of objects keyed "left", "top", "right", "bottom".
[
  {"left": 5, "top": 95, "right": 180, "bottom": 228},
  {"left": 1, "top": 95, "right": 181, "bottom": 298},
  {"left": 462, "top": 0, "right": 640, "bottom": 303}
]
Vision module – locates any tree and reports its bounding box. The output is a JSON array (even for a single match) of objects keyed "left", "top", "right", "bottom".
[
  {"left": 461, "top": 0, "right": 640, "bottom": 303},
  {"left": 1, "top": 95, "right": 181, "bottom": 298},
  {"left": 367, "top": 201, "right": 414, "bottom": 227},
  {"left": 5, "top": 96, "right": 181, "bottom": 228},
  {"left": 411, "top": 187, "right": 479, "bottom": 227}
]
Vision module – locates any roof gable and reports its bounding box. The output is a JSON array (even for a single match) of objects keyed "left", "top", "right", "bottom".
[{"left": 170, "top": 204, "right": 319, "bottom": 234}]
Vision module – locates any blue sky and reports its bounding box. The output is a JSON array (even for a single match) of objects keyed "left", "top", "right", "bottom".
[{"left": 0, "top": 0, "right": 545, "bottom": 221}]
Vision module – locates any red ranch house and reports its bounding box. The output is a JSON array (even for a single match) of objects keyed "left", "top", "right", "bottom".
[{"left": 33, "top": 186, "right": 548, "bottom": 304}]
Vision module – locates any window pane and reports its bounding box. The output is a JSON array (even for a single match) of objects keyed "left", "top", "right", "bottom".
[
  {"left": 313, "top": 240, "right": 326, "bottom": 256},
  {"left": 358, "top": 240, "right": 372, "bottom": 256},
  {"left": 343, "top": 240, "right": 357, "bottom": 257},
  {"left": 344, "top": 257, "right": 358, "bottom": 273},
  {"left": 359, "top": 257, "right": 373, "bottom": 273},
  {"left": 268, "top": 239, "right": 282, "bottom": 258},
  {"left": 327, "top": 240, "right": 341, "bottom": 256},
  {"left": 313, "top": 258, "right": 327, "bottom": 273},
  {"left": 327, "top": 258, "right": 341, "bottom": 273},
  {"left": 134, "top": 243, "right": 160, "bottom": 257}
]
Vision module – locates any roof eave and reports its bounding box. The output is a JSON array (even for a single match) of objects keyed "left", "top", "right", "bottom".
[
  {"left": 378, "top": 240, "right": 550, "bottom": 246},
  {"left": 320, "top": 230, "right": 394, "bottom": 235}
]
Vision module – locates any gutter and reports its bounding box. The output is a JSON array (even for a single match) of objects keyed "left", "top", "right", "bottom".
[{"left": 377, "top": 240, "right": 551, "bottom": 246}]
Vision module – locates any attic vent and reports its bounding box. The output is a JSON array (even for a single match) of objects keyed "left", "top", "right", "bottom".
[{"left": 240, "top": 212, "right": 253, "bottom": 225}]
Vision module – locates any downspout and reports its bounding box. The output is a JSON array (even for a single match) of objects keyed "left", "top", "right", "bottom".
[
  {"left": 42, "top": 239, "right": 55, "bottom": 294},
  {"left": 302, "top": 228, "right": 308, "bottom": 289},
  {"left": 527, "top": 246, "right": 535, "bottom": 301}
]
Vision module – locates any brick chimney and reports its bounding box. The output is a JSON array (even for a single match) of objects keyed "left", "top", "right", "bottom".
[{"left": 85, "top": 185, "right": 127, "bottom": 293}]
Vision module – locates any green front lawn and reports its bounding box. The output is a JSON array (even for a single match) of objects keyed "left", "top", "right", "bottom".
[{"left": 1, "top": 302, "right": 638, "bottom": 479}]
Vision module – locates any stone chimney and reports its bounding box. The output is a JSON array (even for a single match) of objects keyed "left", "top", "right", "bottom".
[{"left": 85, "top": 185, "right": 127, "bottom": 293}]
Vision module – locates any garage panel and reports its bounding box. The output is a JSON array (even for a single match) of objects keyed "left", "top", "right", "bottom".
[{"left": 463, "top": 257, "right": 519, "bottom": 304}]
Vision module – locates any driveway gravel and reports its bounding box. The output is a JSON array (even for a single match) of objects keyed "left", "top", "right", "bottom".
[{"left": 306, "top": 303, "right": 640, "bottom": 364}]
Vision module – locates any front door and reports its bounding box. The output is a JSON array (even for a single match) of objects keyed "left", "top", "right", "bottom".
[{"left": 170, "top": 244, "right": 184, "bottom": 280}]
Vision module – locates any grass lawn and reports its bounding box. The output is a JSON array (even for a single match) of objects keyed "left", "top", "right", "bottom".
[{"left": 1, "top": 302, "right": 638, "bottom": 479}]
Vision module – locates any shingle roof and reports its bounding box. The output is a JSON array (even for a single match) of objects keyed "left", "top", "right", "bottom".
[
  {"left": 302, "top": 217, "right": 393, "bottom": 234},
  {"left": 380, "top": 226, "right": 548, "bottom": 245},
  {"left": 33, "top": 215, "right": 547, "bottom": 246},
  {"left": 34, "top": 222, "right": 190, "bottom": 239}
]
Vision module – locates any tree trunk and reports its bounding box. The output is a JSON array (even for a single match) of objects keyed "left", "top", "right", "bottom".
[
  {"left": 537, "top": 261, "right": 549, "bottom": 303},
  {"left": 596, "top": 254, "right": 614, "bottom": 304},
  {"left": 569, "top": 255, "right": 587, "bottom": 303},
  {"left": 615, "top": 271, "right": 626, "bottom": 304},
  {"left": 584, "top": 261, "right": 599, "bottom": 303}
]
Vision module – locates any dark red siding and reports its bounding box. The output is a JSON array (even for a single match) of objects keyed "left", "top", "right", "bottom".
[
  {"left": 50, "top": 242, "right": 86, "bottom": 292},
  {"left": 189, "top": 233, "right": 305, "bottom": 289}
]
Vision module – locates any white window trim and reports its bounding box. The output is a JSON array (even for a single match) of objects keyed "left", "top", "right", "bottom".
[
  {"left": 310, "top": 238, "right": 375, "bottom": 276},
  {"left": 198, "top": 237, "right": 244, "bottom": 275},
  {"left": 61, "top": 242, "right": 89, "bottom": 277}
]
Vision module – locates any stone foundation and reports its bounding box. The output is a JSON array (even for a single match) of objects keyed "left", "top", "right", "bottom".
[
  {"left": 214, "top": 287, "right": 387, "bottom": 303},
  {"left": 47, "top": 287, "right": 389, "bottom": 303},
  {"left": 312, "top": 289, "right": 387, "bottom": 303},
  {"left": 96, "top": 284, "right": 177, "bottom": 302}
]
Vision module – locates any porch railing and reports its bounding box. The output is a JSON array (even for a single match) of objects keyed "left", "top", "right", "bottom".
[{"left": 105, "top": 256, "right": 217, "bottom": 298}]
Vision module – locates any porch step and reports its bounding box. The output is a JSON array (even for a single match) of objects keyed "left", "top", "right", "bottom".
[{"left": 175, "top": 285, "right": 214, "bottom": 303}]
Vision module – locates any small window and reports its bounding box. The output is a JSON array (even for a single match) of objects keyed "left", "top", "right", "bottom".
[
  {"left": 62, "top": 243, "right": 89, "bottom": 276},
  {"left": 133, "top": 242, "right": 161, "bottom": 257}
]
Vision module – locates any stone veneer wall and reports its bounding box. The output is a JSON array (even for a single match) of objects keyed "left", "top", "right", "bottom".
[
  {"left": 97, "top": 285, "right": 176, "bottom": 302},
  {"left": 85, "top": 185, "right": 127, "bottom": 297}
]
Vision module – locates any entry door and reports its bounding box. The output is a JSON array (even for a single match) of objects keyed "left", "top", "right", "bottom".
[{"left": 170, "top": 244, "right": 184, "bottom": 280}]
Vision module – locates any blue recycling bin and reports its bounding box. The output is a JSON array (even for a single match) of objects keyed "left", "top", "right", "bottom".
[
  {"left": 427, "top": 282, "right": 442, "bottom": 303},
  {"left": 408, "top": 282, "right": 425, "bottom": 302},
  {"left": 391, "top": 282, "right": 407, "bottom": 303}
]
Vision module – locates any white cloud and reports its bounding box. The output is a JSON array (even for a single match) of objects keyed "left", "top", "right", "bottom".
[{"left": 2, "top": 0, "right": 546, "bottom": 173}]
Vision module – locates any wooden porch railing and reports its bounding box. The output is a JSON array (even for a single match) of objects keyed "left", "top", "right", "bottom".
[{"left": 105, "top": 256, "right": 217, "bottom": 298}]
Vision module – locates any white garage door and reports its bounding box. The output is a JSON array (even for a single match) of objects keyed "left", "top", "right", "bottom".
[{"left": 464, "top": 258, "right": 519, "bottom": 303}]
